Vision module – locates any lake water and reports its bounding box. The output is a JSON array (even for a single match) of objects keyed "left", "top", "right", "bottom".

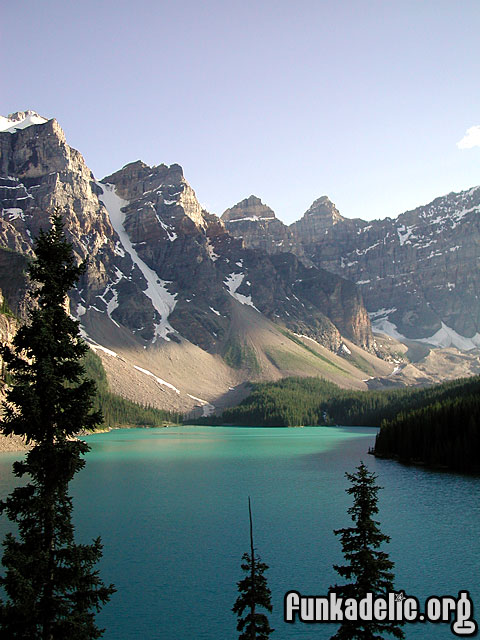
[{"left": 0, "top": 425, "right": 479, "bottom": 639}]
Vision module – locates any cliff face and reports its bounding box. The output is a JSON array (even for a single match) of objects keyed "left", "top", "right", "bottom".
[
  {"left": 99, "top": 160, "right": 233, "bottom": 349},
  {"left": 298, "top": 189, "right": 480, "bottom": 344},
  {"left": 0, "top": 114, "right": 149, "bottom": 339}
]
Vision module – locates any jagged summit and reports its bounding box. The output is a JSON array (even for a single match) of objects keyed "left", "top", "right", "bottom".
[
  {"left": 102, "top": 161, "right": 184, "bottom": 201},
  {"left": 221, "top": 194, "right": 305, "bottom": 257},
  {"left": 101, "top": 160, "right": 206, "bottom": 230},
  {"left": 0, "top": 110, "right": 49, "bottom": 133},
  {"left": 304, "top": 195, "right": 342, "bottom": 218},
  {"left": 289, "top": 195, "right": 344, "bottom": 242},
  {"left": 222, "top": 195, "right": 276, "bottom": 222}
]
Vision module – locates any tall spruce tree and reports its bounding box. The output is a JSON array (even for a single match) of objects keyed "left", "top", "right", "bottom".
[
  {"left": 232, "top": 497, "right": 273, "bottom": 640},
  {"left": 330, "top": 462, "right": 404, "bottom": 640},
  {"left": 0, "top": 214, "right": 115, "bottom": 639}
]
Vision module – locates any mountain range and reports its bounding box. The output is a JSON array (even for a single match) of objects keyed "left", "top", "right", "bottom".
[
  {"left": 1, "top": 111, "right": 479, "bottom": 416},
  {"left": 223, "top": 189, "right": 480, "bottom": 350}
]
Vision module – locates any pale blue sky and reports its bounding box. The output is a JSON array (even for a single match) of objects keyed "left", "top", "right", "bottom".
[{"left": 2, "top": 0, "right": 479, "bottom": 222}]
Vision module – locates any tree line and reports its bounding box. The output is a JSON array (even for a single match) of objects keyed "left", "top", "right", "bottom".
[
  {"left": 374, "top": 391, "right": 480, "bottom": 473},
  {"left": 201, "top": 375, "right": 480, "bottom": 429}
]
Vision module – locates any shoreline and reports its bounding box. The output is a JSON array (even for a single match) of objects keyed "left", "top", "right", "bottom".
[{"left": 0, "top": 423, "right": 179, "bottom": 453}]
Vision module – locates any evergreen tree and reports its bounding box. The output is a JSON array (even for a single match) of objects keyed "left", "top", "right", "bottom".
[
  {"left": 232, "top": 498, "right": 274, "bottom": 640},
  {"left": 330, "top": 462, "right": 404, "bottom": 640},
  {"left": 0, "top": 214, "right": 115, "bottom": 639}
]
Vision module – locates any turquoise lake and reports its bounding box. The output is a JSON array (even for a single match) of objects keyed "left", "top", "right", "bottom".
[{"left": 0, "top": 425, "right": 479, "bottom": 639}]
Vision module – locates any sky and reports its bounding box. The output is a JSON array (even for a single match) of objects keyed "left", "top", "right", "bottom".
[{"left": 2, "top": 0, "right": 480, "bottom": 223}]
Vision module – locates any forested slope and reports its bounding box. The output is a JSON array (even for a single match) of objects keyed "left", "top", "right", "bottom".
[
  {"left": 374, "top": 390, "right": 480, "bottom": 472},
  {"left": 211, "top": 376, "right": 480, "bottom": 432}
]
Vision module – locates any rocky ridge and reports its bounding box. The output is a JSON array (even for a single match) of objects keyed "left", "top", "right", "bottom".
[
  {"left": 297, "top": 189, "right": 480, "bottom": 346},
  {"left": 223, "top": 189, "right": 480, "bottom": 349},
  {"left": 99, "top": 162, "right": 374, "bottom": 353}
]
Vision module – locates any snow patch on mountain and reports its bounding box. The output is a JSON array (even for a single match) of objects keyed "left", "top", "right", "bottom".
[
  {"left": 397, "top": 225, "right": 415, "bottom": 246},
  {"left": 2, "top": 208, "right": 25, "bottom": 220},
  {"left": 224, "top": 272, "right": 259, "bottom": 310},
  {"left": 0, "top": 111, "right": 48, "bottom": 133},
  {"left": 370, "top": 309, "right": 480, "bottom": 351},
  {"left": 227, "top": 216, "right": 275, "bottom": 223},
  {"left": 133, "top": 365, "right": 180, "bottom": 394},
  {"left": 209, "top": 307, "right": 222, "bottom": 316},
  {"left": 206, "top": 239, "right": 219, "bottom": 261},
  {"left": 114, "top": 241, "right": 125, "bottom": 257},
  {"left": 371, "top": 318, "right": 405, "bottom": 341},
  {"left": 96, "top": 267, "right": 124, "bottom": 328},
  {"left": 89, "top": 343, "right": 119, "bottom": 358},
  {"left": 417, "top": 323, "right": 480, "bottom": 351},
  {"left": 78, "top": 328, "right": 119, "bottom": 358},
  {"left": 369, "top": 309, "right": 405, "bottom": 341},
  {"left": 155, "top": 214, "right": 177, "bottom": 242},
  {"left": 187, "top": 394, "right": 215, "bottom": 416},
  {"left": 98, "top": 183, "right": 178, "bottom": 341}
]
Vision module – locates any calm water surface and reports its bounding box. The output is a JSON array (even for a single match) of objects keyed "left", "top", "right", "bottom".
[{"left": 0, "top": 425, "right": 479, "bottom": 639}]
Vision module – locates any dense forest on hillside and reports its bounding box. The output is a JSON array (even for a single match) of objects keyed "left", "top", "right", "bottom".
[
  {"left": 374, "top": 393, "right": 480, "bottom": 472},
  {"left": 83, "top": 350, "right": 179, "bottom": 429},
  {"left": 202, "top": 376, "right": 480, "bottom": 430}
]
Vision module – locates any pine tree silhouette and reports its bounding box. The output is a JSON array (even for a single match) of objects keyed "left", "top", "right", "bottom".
[
  {"left": 233, "top": 497, "right": 274, "bottom": 639},
  {"left": 0, "top": 213, "right": 115, "bottom": 639},
  {"left": 330, "top": 462, "right": 404, "bottom": 640}
]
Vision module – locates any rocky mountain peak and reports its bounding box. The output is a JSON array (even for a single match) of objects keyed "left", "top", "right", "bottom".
[
  {"left": 291, "top": 195, "right": 344, "bottom": 242},
  {"left": 221, "top": 195, "right": 304, "bottom": 258},
  {"left": 221, "top": 195, "right": 276, "bottom": 222},
  {"left": 304, "top": 196, "right": 343, "bottom": 221},
  {"left": 244, "top": 195, "right": 263, "bottom": 206},
  {"left": 102, "top": 161, "right": 183, "bottom": 200},
  {"left": 102, "top": 161, "right": 208, "bottom": 230},
  {"left": 0, "top": 114, "right": 81, "bottom": 181}
]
